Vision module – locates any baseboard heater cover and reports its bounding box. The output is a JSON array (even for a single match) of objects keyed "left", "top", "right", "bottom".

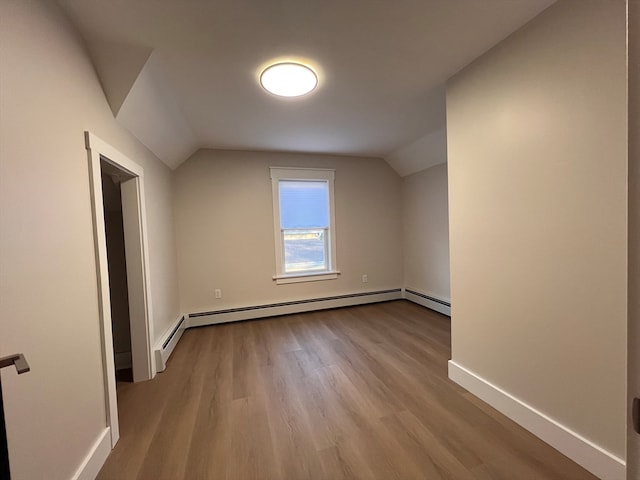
[
  {"left": 154, "top": 315, "right": 186, "bottom": 373},
  {"left": 188, "top": 288, "right": 403, "bottom": 327},
  {"left": 404, "top": 288, "right": 451, "bottom": 316}
]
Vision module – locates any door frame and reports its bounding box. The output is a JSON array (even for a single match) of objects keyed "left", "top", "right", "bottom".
[
  {"left": 627, "top": 0, "right": 639, "bottom": 477},
  {"left": 85, "top": 132, "right": 155, "bottom": 447}
]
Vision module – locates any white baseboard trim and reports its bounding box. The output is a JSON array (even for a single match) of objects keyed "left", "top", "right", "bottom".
[
  {"left": 114, "top": 351, "right": 132, "bottom": 371},
  {"left": 404, "top": 288, "right": 451, "bottom": 316},
  {"left": 154, "top": 314, "right": 187, "bottom": 372},
  {"left": 188, "top": 288, "right": 403, "bottom": 328},
  {"left": 71, "top": 427, "right": 111, "bottom": 480},
  {"left": 448, "top": 361, "right": 626, "bottom": 480}
]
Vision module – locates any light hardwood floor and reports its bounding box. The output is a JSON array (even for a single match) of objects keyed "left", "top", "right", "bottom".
[{"left": 98, "top": 300, "right": 598, "bottom": 479}]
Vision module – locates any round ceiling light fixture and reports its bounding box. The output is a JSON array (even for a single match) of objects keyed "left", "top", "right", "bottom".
[{"left": 260, "top": 62, "right": 318, "bottom": 97}]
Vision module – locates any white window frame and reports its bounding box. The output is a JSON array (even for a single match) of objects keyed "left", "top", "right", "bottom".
[{"left": 270, "top": 167, "right": 339, "bottom": 284}]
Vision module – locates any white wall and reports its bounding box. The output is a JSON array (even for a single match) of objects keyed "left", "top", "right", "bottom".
[
  {"left": 401, "top": 163, "right": 450, "bottom": 302},
  {"left": 0, "top": 1, "right": 180, "bottom": 478},
  {"left": 447, "top": 0, "right": 626, "bottom": 461},
  {"left": 173, "top": 149, "right": 403, "bottom": 313}
]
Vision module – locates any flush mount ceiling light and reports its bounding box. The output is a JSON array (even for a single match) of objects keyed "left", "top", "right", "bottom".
[{"left": 260, "top": 62, "right": 318, "bottom": 97}]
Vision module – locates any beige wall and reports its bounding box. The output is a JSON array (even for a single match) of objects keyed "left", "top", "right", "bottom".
[
  {"left": 447, "top": 0, "right": 627, "bottom": 457},
  {"left": 401, "top": 163, "right": 450, "bottom": 301},
  {"left": 0, "top": 1, "right": 180, "bottom": 478},
  {"left": 173, "top": 149, "right": 403, "bottom": 313}
]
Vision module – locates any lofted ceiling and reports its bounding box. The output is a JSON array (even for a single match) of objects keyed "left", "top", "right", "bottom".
[{"left": 58, "top": 0, "right": 555, "bottom": 175}]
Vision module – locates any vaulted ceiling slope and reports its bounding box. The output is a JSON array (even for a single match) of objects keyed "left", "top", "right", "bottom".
[{"left": 58, "top": 0, "right": 555, "bottom": 174}]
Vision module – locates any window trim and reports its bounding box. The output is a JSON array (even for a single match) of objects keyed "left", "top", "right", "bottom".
[{"left": 270, "top": 167, "right": 339, "bottom": 285}]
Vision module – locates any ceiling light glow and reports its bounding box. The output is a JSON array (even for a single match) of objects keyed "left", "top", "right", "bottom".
[{"left": 260, "top": 62, "right": 318, "bottom": 97}]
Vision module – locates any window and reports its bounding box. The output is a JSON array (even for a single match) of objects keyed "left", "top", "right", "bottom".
[{"left": 270, "top": 167, "right": 338, "bottom": 284}]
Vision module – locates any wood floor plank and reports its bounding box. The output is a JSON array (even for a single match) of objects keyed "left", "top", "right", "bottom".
[
  {"left": 380, "top": 410, "right": 472, "bottom": 480},
  {"left": 97, "top": 300, "right": 598, "bottom": 480},
  {"left": 133, "top": 332, "right": 207, "bottom": 480},
  {"left": 228, "top": 394, "right": 280, "bottom": 480},
  {"left": 317, "top": 444, "right": 374, "bottom": 480},
  {"left": 259, "top": 353, "right": 325, "bottom": 480},
  {"left": 313, "top": 364, "right": 429, "bottom": 480},
  {"left": 183, "top": 324, "right": 234, "bottom": 480}
]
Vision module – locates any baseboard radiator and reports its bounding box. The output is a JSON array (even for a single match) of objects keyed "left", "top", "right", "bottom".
[
  {"left": 154, "top": 315, "right": 186, "bottom": 372},
  {"left": 188, "top": 288, "right": 403, "bottom": 328},
  {"left": 155, "top": 287, "right": 442, "bottom": 371},
  {"left": 404, "top": 288, "right": 451, "bottom": 316}
]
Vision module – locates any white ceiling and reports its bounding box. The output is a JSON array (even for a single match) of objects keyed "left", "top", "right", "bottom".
[{"left": 58, "top": 0, "right": 555, "bottom": 175}]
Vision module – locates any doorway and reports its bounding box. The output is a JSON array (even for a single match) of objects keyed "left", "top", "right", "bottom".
[
  {"left": 101, "top": 164, "right": 134, "bottom": 382},
  {"left": 85, "top": 132, "right": 155, "bottom": 447}
]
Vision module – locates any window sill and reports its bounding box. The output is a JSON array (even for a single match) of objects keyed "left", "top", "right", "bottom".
[{"left": 273, "top": 270, "right": 340, "bottom": 285}]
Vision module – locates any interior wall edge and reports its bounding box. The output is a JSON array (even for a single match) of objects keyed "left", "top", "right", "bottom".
[
  {"left": 69, "top": 428, "right": 111, "bottom": 480},
  {"left": 448, "top": 361, "right": 626, "bottom": 480}
]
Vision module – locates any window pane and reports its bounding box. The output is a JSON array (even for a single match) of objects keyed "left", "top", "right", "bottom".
[
  {"left": 279, "top": 180, "right": 329, "bottom": 229},
  {"left": 283, "top": 229, "right": 327, "bottom": 273}
]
